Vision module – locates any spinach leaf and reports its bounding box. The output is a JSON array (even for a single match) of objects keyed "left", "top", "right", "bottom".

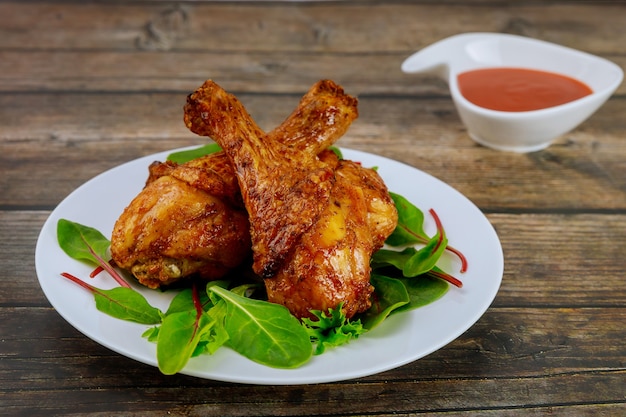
[
  {"left": 359, "top": 274, "right": 448, "bottom": 329},
  {"left": 167, "top": 143, "right": 342, "bottom": 165},
  {"left": 94, "top": 287, "right": 162, "bottom": 324},
  {"left": 328, "top": 145, "right": 343, "bottom": 159},
  {"left": 60, "top": 272, "right": 161, "bottom": 324},
  {"left": 156, "top": 309, "right": 216, "bottom": 375},
  {"left": 359, "top": 274, "right": 410, "bottom": 330},
  {"left": 57, "top": 219, "right": 111, "bottom": 265},
  {"left": 165, "top": 288, "right": 211, "bottom": 316},
  {"left": 142, "top": 285, "right": 229, "bottom": 372},
  {"left": 201, "top": 298, "right": 230, "bottom": 355},
  {"left": 372, "top": 232, "right": 447, "bottom": 278},
  {"left": 391, "top": 276, "right": 449, "bottom": 315},
  {"left": 386, "top": 192, "right": 430, "bottom": 246},
  {"left": 207, "top": 285, "right": 312, "bottom": 368},
  {"left": 57, "top": 219, "right": 129, "bottom": 287},
  {"left": 142, "top": 326, "right": 159, "bottom": 342},
  {"left": 403, "top": 229, "right": 447, "bottom": 277},
  {"left": 155, "top": 284, "right": 229, "bottom": 375},
  {"left": 386, "top": 195, "right": 469, "bottom": 272},
  {"left": 167, "top": 143, "right": 222, "bottom": 164}
]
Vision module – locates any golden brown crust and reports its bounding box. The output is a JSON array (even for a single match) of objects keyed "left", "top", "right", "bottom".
[
  {"left": 184, "top": 80, "right": 358, "bottom": 278},
  {"left": 183, "top": 80, "right": 397, "bottom": 318},
  {"left": 111, "top": 79, "right": 360, "bottom": 289},
  {"left": 113, "top": 78, "right": 398, "bottom": 318},
  {"left": 110, "top": 175, "right": 251, "bottom": 288}
]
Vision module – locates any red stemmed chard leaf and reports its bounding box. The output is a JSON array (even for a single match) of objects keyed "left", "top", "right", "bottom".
[
  {"left": 57, "top": 219, "right": 130, "bottom": 288},
  {"left": 386, "top": 193, "right": 468, "bottom": 272},
  {"left": 60, "top": 272, "right": 162, "bottom": 324}
]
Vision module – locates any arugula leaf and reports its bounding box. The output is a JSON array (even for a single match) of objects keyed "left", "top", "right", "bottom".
[
  {"left": 207, "top": 285, "right": 312, "bottom": 368},
  {"left": 167, "top": 143, "right": 222, "bottom": 164},
  {"left": 302, "top": 304, "right": 366, "bottom": 354}
]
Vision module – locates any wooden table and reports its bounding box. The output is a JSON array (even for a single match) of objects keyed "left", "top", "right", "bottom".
[{"left": 2, "top": 1, "right": 625, "bottom": 415}]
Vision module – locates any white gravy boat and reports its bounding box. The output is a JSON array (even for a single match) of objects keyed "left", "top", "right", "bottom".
[{"left": 402, "top": 33, "right": 623, "bottom": 152}]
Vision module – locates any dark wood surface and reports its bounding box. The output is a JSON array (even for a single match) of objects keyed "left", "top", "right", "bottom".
[{"left": 1, "top": 1, "right": 625, "bottom": 416}]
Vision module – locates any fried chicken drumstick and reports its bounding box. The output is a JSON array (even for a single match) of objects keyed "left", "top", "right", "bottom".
[
  {"left": 111, "top": 80, "right": 360, "bottom": 289},
  {"left": 184, "top": 80, "right": 397, "bottom": 318},
  {"left": 110, "top": 151, "right": 250, "bottom": 289}
]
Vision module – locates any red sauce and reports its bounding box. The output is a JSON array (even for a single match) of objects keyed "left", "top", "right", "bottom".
[{"left": 457, "top": 67, "right": 593, "bottom": 112}]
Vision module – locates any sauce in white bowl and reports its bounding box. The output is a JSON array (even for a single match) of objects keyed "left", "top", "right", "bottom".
[{"left": 402, "top": 33, "right": 623, "bottom": 152}]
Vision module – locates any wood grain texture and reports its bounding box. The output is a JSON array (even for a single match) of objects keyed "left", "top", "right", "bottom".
[
  {"left": 2, "top": 94, "right": 625, "bottom": 210},
  {"left": 3, "top": 212, "right": 626, "bottom": 307},
  {"left": 3, "top": 304, "right": 626, "bottom": 415},
  {"left": 1, "top": 0, "right": 625, "bottom": 415},
  {"left": 0, "top": 2, "right": 624, "bottom": 95}
]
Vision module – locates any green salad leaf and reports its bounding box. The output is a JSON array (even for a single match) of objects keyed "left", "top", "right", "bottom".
[
  {"left": 93, "top": 287, "right": 163, "bottom": 324},
  {"left": 359, "top": 274, "right": 410, "bottom": 330},
  {"left": 57, "top": 219, "right": 130, "bottom": 288},
  {"left": 385, "top": 192, "right": 430, "bottom": 246},
  {"left": 392, "top": 275, "right": 449, "bottom": 314},
  {"left": 156, "top": 309, "right": 217, "bottom": 375},
  {"left": 57, "top": 219, "right": 111, "bottom": 265},
  {"left": 167, "top": 142, "right": 223, "bottom": 164},
  {"left": 207, "top": 285, "right": 313, "bottom": 368},
  {"left": 303, "top": 304, "right": 365, "bottom": 354}
]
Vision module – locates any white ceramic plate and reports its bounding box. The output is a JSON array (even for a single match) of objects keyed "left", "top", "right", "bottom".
[{"left": 35, "top": 147, "right": 503, "bottom": 385}]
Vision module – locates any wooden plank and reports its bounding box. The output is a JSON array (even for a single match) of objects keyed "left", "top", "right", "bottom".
[
  {"left": 0, "top": 50, "right": 442, "bottom": 94},
  {"left": 1, "top": 50, "right": 624, "bottom": 96},
  {"left": 2, "top": 306, "right": 624, "bottom": 382},
  {"left": 2, "top": 304, "right": 625, "bottom": 414},
  {"left": 3, "top": 368, "right": 624, "bottom": 416},
  {"left": 4, "top": 211, "right": 625, "bottom": 307},
  {"left": 2, "top": 93, "right": 625, "bottom": 210},
  {"left": 0, "top": 2, "right": 624, "bottom": 54},
  {"left": 488, "top": 213, "right": 626, "bottom": 307},
  {"left": 0, "top": 212, "right": 50, "bottom": 306},
  {"left": 0, "top": 3, "right": 624, "bottom": 95}
]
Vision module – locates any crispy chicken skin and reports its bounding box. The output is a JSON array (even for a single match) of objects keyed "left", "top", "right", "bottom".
[
  {"left": 265, "top": 152, "right": 398, "bottom": 318},
  {"left": 111, "top": 80, "right": 359, "bottom": 289},
  {"left": 184, "top": 80, "right": 398, "bottom": 318},
  {"left": 110, "top": 152, "right": 251, "bottom": 289},
  {"left": 184, "top": 80, "right": 359, "bottom": 279}
]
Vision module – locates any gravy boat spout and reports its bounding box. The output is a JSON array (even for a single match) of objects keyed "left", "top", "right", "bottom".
[{"left": 401, "top": 33, "right": 623, "bottom": 152}]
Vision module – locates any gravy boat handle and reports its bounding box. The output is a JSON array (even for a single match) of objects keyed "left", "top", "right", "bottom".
[{"left": 401, "top": 33, "right": 490, "bottom": 80}]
